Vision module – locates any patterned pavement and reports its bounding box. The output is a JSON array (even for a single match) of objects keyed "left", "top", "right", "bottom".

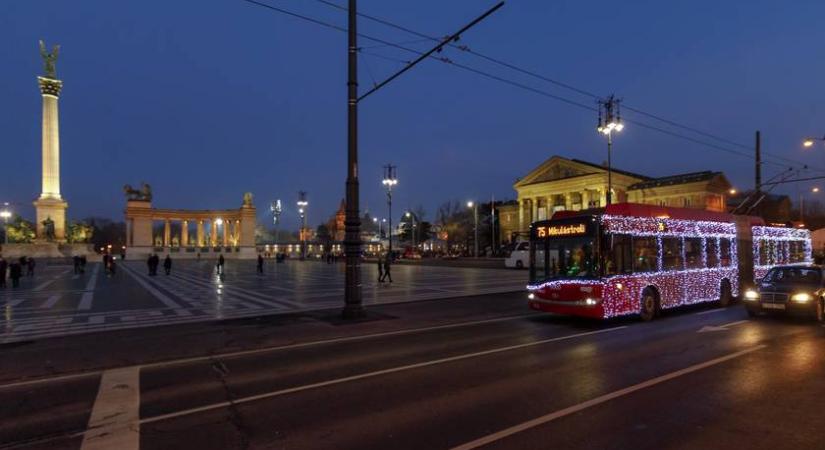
[{"left": 0, "top": 259, "right": 527, "bottom": 343}]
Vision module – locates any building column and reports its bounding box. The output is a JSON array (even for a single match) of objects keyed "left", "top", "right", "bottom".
[
  {"left": 518, "top": 199, "right": 525, "bottom": 232},
  {"left": 531, "top": 198, "right": 538, "bottom": 224},
  {"left": 600, "top": 189, "right": 607, "bottom": 207},
  {"left": 222, "top": 220, "right": 229, "bottom": 246},
  {"left": 210, "top": 220, "right": 217, "bottom": 246},
  {"left": 197, "top": 220, "right": 204, "bottom": 247},
  {"left": 564, "top": 193, "right": 573, "bottom": 211},
  {"left": 126, "top": 219, "right": 133, "bottom": 247},
  {"left": 235, "top": 220, "right": 241, "bottom": 246},
  {"left": 581, "top": 190, "right": 590, "bottom": 209},
  {"left": 163, "top": 219, "right": 171, "bottom": 247},
  {"left": 181, "top": 220, "right": 189, "bottom": 247}
]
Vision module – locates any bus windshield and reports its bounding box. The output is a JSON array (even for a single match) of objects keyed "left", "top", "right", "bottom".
[{"left": 529, "top": 219, "right": 598, "bottom": 284}]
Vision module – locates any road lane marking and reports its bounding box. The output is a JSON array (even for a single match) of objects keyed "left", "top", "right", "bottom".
[
  {"left": 450, "top": 344, "right": 766, "bottom": 450},
  {"left": 694, "top": 308, "right": 726, "bottom": 315},
  {"left": 80, "top": 367, "right": 140, "bottom": 450},
  {"left": 140, "top": 326, "right": 626, "bottom": 425},
  {"left": 697, "top": 319, "right": 749, "bottom": 333},
  {"left": 0, "top": 312, "right": 541, "bottom": 389}
]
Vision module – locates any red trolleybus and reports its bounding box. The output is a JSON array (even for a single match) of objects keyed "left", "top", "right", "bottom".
[{"left": 526, "top": 203, "right": 811, "bottom": 320}]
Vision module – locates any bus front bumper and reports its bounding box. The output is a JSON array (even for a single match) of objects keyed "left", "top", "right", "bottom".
[{"left": 528, "top": 296, "right": 605, "bottom": 319}]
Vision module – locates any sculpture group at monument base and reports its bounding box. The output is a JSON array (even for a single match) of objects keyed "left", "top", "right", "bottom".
[{"left": 0, "top": 242, "right": 93, "bottom": 259}]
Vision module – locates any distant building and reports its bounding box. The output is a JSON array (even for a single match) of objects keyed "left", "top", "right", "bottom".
[{"left": 503, "top": 155, "right": 732, "bottom": 243}]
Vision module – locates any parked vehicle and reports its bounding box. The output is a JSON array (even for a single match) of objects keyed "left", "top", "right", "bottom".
[{"left": 504, "top": 241, "right": 530, "bottom": 269}]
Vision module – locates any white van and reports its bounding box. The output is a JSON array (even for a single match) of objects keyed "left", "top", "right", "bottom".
[{"left": 504, "top": 241, "right": 530, "bottom": 269}]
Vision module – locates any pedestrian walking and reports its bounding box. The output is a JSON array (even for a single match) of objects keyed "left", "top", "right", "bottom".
[
  {"left": 73, "top": 255, "right": 80, "bottom": 274},
  {"left": 9, "top": 262, "right": 21, "bottom": 288},
  {"left": 152, "top": 254, "right": 160, "bottom": 275},
  {"left": 163, "top": 255, "right": 172, "bottom": 275},
  {"left": 147, "top": 253, "right": 154, "bottom": 276},
  {"left": 80, "top": 255, "right": 87, "bottom": 274},
  {"left": 257, "top": 254, "right": 264, "bottom": 275},
  {"left": 0, "top": 256, "right": 7, "bottom": 288},
  {"left": 197, "top": 252, "right": 201, "bottom": 261},
  {"left": 26, "top": 257, "right": 35, "bottom": 277},
  {"left": 381, "top": 251, "right": 393, "bottom": 283},
  {"left": 377, "top": 253, "right": 385, "bottom": 283},
  {"left": 217, "top": 254, "right": 225, "bottom": 275},
  {"left": 109, "top": 257, "right": 117, "bottom": 275}
]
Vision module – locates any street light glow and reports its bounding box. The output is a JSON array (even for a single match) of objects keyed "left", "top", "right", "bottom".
[
  {"left": 813, "top": 187, "right": 820, "bottom": 193},
  {"left": 467, "top": 201, "right": 474, "bottom": 208},
  {"left": 729, "top": 188, "right": 737, "bottom": 195},
  {"left": 215, "top": 218, "right": 223, "bottom": 226},
  {"left": 0, "top": 210, "right": 10, "bottom": 220},
  {"left": 803, "top": 139, "right": 815, "bottom": 148}
]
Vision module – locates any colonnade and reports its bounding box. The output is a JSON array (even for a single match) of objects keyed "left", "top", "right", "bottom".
[
  {"left": 156, "top": 217, "right": 242, "bottom": 248},
  {"left": 518, "top": 189, "right": 612, "bottom": 231}
]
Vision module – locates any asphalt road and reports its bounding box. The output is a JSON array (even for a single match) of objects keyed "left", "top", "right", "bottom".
[{"left": 1, "top": 292, "right": 824, "bottom": 450}]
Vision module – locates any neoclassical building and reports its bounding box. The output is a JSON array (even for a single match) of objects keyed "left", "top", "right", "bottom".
[{"left": 499, "top": 155, "right": 731, "bottom": 242}]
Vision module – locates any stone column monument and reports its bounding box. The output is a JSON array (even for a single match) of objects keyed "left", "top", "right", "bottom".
[{"left": 33, "top": 40, "right": 68, "bottom": 243}]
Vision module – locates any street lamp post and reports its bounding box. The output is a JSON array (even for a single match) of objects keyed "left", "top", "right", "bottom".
[
  {"left": 467, "top": 201, "right": 478, "bottom": 258},
  {"left": 297, "top": 191, "right": 308, "bottom": 259},
  {"left": 382, "top": 164, "right": 398, "bottom": 257},
  {"left": 270, "top": 199, "right": 282, "bottom": 252},
  {"left": 1, "top": 203, "right": 11, "bottom": 245},
  {"left": 597, "top": 95, "right": 624, "bottom": 206},
  {"left": 803, "top": 136, "right": 825, "bottom": 148}
]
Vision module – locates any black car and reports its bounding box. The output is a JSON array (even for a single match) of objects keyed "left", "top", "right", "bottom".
[{"left": 743, "top": 265, "right": 825, "bottom": 321}]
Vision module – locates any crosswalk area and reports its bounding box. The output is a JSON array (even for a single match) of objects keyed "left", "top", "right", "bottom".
[{"left": 0, "top": 259, "right": 527, "bottom": 343}]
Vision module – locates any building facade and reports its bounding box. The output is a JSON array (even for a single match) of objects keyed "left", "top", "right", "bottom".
[{"left": 503, "top": 155, "right": 732, "bottom": 242}]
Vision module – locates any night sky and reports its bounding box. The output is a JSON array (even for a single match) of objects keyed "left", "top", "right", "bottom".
[{"left": 2, "top": 0, "right": 824, "bottom": 230}]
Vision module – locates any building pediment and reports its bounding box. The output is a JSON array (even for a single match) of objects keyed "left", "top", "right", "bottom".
[{"left": 515, "top": 156, "right": 602, "bottom": 187}]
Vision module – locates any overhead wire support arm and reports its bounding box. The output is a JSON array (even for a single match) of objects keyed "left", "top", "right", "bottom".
[{"left": 356, "top": 1, "right": 504, "bottom": 103}]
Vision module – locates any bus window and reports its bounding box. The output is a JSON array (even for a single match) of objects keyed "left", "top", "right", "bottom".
[
  {"left": 790, "top": 241, "right": 805, "bottom": 263},
  {"left": 604, "top": 234, "right": 632, "bottom": 275},
  {"left": 720, "top": 238, "right": 732, "bottom": 267},
  {"left": 662, "top": 237, "right": 683, "bottom": 271},
  {"left": 633, "top": 236, "right": 658, "bottom": 273},
  {"left": 706, "top": 237, "right": 719, "bottom": 268},
  {"left": 759, "top": 239, "right": 777, "bottom": 266},
  {"left": 684, "top": 237, "right": 703, "bottom": 269}
]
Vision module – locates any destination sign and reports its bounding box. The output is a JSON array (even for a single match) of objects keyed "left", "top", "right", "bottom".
[{"left": 536, "top": 223, "right": 587, "bottom": 238}]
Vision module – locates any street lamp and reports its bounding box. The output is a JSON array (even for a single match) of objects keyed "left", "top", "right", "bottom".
[
  {"left": 729, "top": 188, "right": 737, "bottom": 195},
  {"left": 382, "top": 164, "right": 398, "bottom": 257},
  {"left": 597, "top": 95, "right": 624, "bottom": 206},
  {"left": 297, "top": 191, "right": 308, "bottom": 259},
  {"left": 0, "top": 203, "right": 11, "bottom": 245},
  {"left": 467, "top": 200, "right": 478, "bottom": 258},
  {"left": 803, "top": 136, "right": 824, "bottom": 148}
]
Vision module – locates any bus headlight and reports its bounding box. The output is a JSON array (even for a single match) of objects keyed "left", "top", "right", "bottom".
[
  {"left": 528, "top": 293, "right": 535, "bottom": 300},
  {"left": 584, "top": 298, "right": 599, "bottom": 306},
  {"left": 744, "top": 290, "right": 759, "bottom": 301},
  {"left": 791, "top": 292, "right": 812, "bottom": 303}
]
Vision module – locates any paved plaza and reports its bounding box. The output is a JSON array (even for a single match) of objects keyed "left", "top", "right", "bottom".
[{"left": 0, "top": 259, "right": 527, "bottom": 343}]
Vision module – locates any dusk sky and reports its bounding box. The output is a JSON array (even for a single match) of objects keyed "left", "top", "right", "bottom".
[{"left": 2, "top": 0, "right": 824, "bottom": 230}]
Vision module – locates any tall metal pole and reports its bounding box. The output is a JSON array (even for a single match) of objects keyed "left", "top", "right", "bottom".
[
  {"left": 387, "top": 190, "right": 393, "bottom": 256},
  {"left": 473, "top": 204, "right": 479, "bottom": 258},
  {"left": 490, "top": 195, "right": 496, "bottom": 255},
  {"left": 343, "top": 0, "right": 364, "bottom": 318},
  {"left": 607, "top": 132, "right": 613, "bottom": 206}
]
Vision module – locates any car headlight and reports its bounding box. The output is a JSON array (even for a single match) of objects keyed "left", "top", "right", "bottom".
[
  {"left": 528, "top": 293, "right": 535, "bottom": 300},
  {"left": 791, "top": 292, "right": 813, "bottom": 303},
  {"left": 584, "top": 298, "right": 599, "bottom": 306},
  {"left": 744, "top": 289, "right": 759, "bottom": 301}
]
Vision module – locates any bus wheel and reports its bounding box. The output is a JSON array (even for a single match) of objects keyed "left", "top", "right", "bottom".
[
  {"left": 516, "top": 260, "right": 523, "bottom": 269},
  {"left": 640, "top": 289, "right": 657, "bottom": 322},
  {"left": 718, "top": 280, "right": 732, "bottom": 307}
]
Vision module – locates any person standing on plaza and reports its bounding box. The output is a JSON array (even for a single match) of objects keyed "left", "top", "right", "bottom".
[
  {"left": 147, "top": 253, "right": 154, "bottom": 276},
  {"left": 26, "top": 257, "right": 35, "bottom": 277},
  {"left": 9, "top": 261, "right": 21, "bottom": 288},
  {"left": 381, "top": 251, "right": 393, "bottom": 283},
  {"left": 163, "top": 255, "right": 172, "bottom": 275},
  {"left": 152, "top": 254, "right": 160, "bottom": 275},
  {"left": 72, "top": 255, "right": 80, "bottom": 274},
  {"left": 217, "top": 254, "right": 225, "bottom": 275},
  {"left": 377, "top": 253, "right": 384, "bottom": 283},
  {"left": 80, "top": 255, "right": 87, "bottom": 274},
  {"left": 0, "top": 256, "right": 7, "bottom": 288},
  {"left": 257, "top": 254, "right": 264, "bottom": 275}
]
